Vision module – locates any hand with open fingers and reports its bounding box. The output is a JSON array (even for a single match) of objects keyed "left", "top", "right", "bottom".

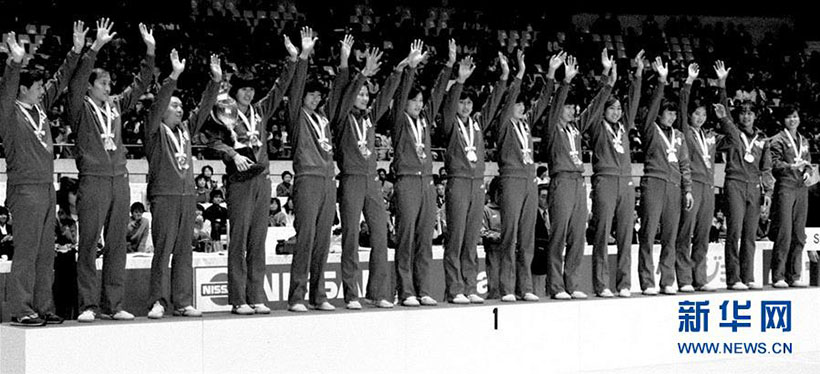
[
  {"left": 170, "top": 49, "right": 186, "bottom": 80},
  {"left": 233, "top": 154, "right": 253, "bottom": 172},
  {"left": 713, "top": 103, "right": 727, "bottom": 119},
  {"left": 601, "top": 48, "right": 613, "bottom": 72},
  {"left": 564, "top": 55, "right": 579, "bottom": 82},
  {"left": 73, "top": 21, "right": 89, "bottom": 53},
  {"left": 652, "top": 56, "right": 668, "bottom": 81},
  {"left": 447, "top": 38, "right": 457, "bottom": 67},
  {"left": 686, "top": 62, "right": 699, "bottom": 84},
  {"left": 340, "top": 34, "right": 354, "bottom": 67},
  {"left": 408, "top": 39, "right": 427, "bottom": 68},
  {"left": 713, "top": 60, "right": 731, "bottom": 81},
  {"left": 634, "top": 49, "right": 645, "bottom": 73},
  {"left": 284, "top": 35, "right": 299, "bottom": 59},
  {"left": 139, "top": 23, "right": 155, "bottom": 54},
  {"left": 515, "top": 49, "right": 526, "bottom": 79},
  {"left": 5, "top": 32, "right": 26, "bottom": 63},
  {"left": 498, "top": 52, "right": 510, "bottom": 79},
  {"left": 457, "top": 56, "right": 475, "bottom": 83},
  {"left": 362, "top": 48, "right": 383, "bottom": 77},
  {"left": 608, "top": 61, "right": 618, "bottom": 85},
  {"left": 210, "top": 54, "right": 222, "bottom": 82},
  {"left": 92, "top": 18, "right": 117, "bottom": 51},
  {"left": 299, "top": 27, "right": 318, "bottom": 58}
]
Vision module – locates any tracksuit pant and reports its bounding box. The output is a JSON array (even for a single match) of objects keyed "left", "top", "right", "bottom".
[
  {"left": 394, "top": 175, "right": 436, "bottom": 300},
  {"left": 443, "top": 177, "right": 484, "bottom": 299},
  {"left": 6, "top": 183, "right": 56, "bottom": 319},
  {"left": 770, "top": 184, "right": 808, "bottom": 283},
  {"left": 288, "top": 175, "right": 336, "bottom": 306},
  {"left": 148, "top": 195, "right": 195, "bottom": 310},
  {"left": 227, "top": 174, "right": 271, "bottom": 306},
  {"left": 77, "top": 175, "right": 130, "bottom": 314},
  {"left": 723, "top": 179, "right": 761, "bottom": 285},
  {"left": 498, "top": 177, "right": 537, "bottom": 297},
  {"left": 590, "top": 175, "right": 635, "bottom": 293},
  {"left": 339, "top": 174, "right": 390, "bottom": 302},
  {"left": 676, "top": 181, "right": 714, "bottom": 288},
  {"left": 483, "top": 241, "right": 502, "bottom": 299},
  {"left": 547, "top": 176, "right": 587, "bottom": 296},
  {"left": 638, "top": 177, "right": 681, "bottom": 290}
]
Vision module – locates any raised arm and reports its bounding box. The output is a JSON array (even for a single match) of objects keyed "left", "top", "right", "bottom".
[
  {"left": 117, "top": 23, "right": 156, "bottom": 113},
  {"left": 389, "top": 39, "right": 426, "bottom": 129},
  {"left": 326, "top": 34, "right": 355, "bottom": 123},
  {"left": 425, "top": 39, "right": 457, "bottom": 119},
  {"left": 478, "top": 52, "right": 510, "bottom": 131},
  {"left": 624, "top": 50, "right": 644, "bottom": 131},
  {"left": 189, "top": 54, "right": 222, "bottom": 134},
  {"left": 287, "top": 27, "right": 317, "bottom": 132},
  {"left": 678, "top": 62, "right": 699, "bottom": 131},
  {"left": 68, "top": 18, "right": 116, "bottom": 130},
  {"left": 531, "top": 52, "right": 566, "bottom": 126},
  {"left": 641, "top": 56, "right": 668, "bottom": 134},
  {"left": 334, "top": 48, "right": 382, "bottom": 130},
  {"left": 579, "top": 49, "right": 616, "bottom": 133},
  {"left": 443, "top": 56, "right": 475, "bottom": 136},
  {"left": 547, "top": 53, "right": 574, "bottom": 132},
  {"left": 42, "top": 21, "right": 85, "bottom": 109},
  {"left": 371, "top": 61, "right": 405, "bottom": 121},
  {"left": 146, "top": 49, "right": 184, "bottom": 140},
  {"left": 0, "top": 33, "right": 25, "bottom": 138},
  {"left": 256, "top": 36, "right": 299, "bottom": 122},
  {"left": 713, "top": 60, "right": 736, "bottom": 135}
]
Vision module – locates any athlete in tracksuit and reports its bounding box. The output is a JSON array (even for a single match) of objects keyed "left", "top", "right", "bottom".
[
  {"left": 768, "top": 105, "right": 812, "bottom": 288},
  {"left": 548, "top": 53, "right": 614, "bottom": 300},
  {"left": 675, "top": 63, "right": 718, "bottom": 292},
  {"left": 0, "top": 25, "right": 83, "bottom": 325},
  {"left": 441, "top": 49, "right": 507, "bottom": 304},
  {"left": 589, "top": 50, "right": 644, "bottom": 298},
  {"left": 495, "top": 50, "right": 552, "bottom": 302},
  {"left": 332, "top": 43, "right": 403, "bottom": 309},
  {"left": 145, "top": 51, "right": 220, "bottom": 318},
  {"left": 204, "top": 38, "right": 298, "bottom": 315},
  {"left": 391, "top": 39, "right": 451, "bottom": 307},
  {"left": 69, "top": 20, "right": 155, "bottom": 322},
  {"left": 715, "top": 60, "right": 773, "bottom": 290},
  {"left": 637, "top": 57, "right": 694, "bottom": 295}
]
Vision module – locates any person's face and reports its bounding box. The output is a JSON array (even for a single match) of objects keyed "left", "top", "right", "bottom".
[
  {"left": 739, "top": 109, "right": 756, "bottom": 129},
  {"left": 561, "top": 104, "right": 577, "bottom": 123},
  {"left": 436, "top": 184, "right": 445, "bottom": 196},
  {"left": 20, "top": 81, "right": 45, "bottom": 105},
  {"left": 405, "top": 92, "right": 424, "bottom": 117},
  {"left": 271, "top": 200, "right": 281, "bottom": 212},
  {"left": 604, "top": 100, "right": 622, "bottom": 123},
  {"left": 163, "top": 97, "right": 184, "bottom": 126},
  {"left": 538, "top": 190, "right": 549, "bottom": 210},
  {"left": 458, "top": 97, "right": 474, "bottom": 118},
  {"left": 195, "top": 209, "right": 203, "bottom": 218},
  {"left": 131, "top": 210, "right": 143, "bottom": 221},
  {"left": 513, "top": 102, "right": 526, "bottom": 120},
  {"left": 690, "top": 106, "right": 707, "bottom": 128},
  {"left": 88, "top": 74, "right": 112, "bottom": 102},
  {"left": 784, "top": 111, "right": 800, "bottom": 132},
  {"left": 196, "top": 178, "right": 206, "bottom": 188},
  {"left": 354, "top": 86, "right": 370, "bottom": 110},
  {"left": 303, "top": 91, "right": 322, "bottom": 111},
  {"left": 213, "top": 195, "right": 224, "bottom": 204},
  {"left": 236, "top": 87, "right": 255, "bottom": 107},
  {"left": 717, "top": 211, "right": 724, "bottom": 220},
  {"left": 283, "top": 174, "right": 292, "bottom": 183},
  {"left": 660, "top": 109, "right": 677, "bottom": 127},
  {"left": 378, "top": 170, "right": 386, "bottom": 179},
  {"left": 203, "top": 168, "right": 213, "bottom": 178}
]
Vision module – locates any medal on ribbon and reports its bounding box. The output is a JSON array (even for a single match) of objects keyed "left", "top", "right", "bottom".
[
  {"left": 513, "top": 119, "right": 534, "bottom": 165},
  {"left": 605, "top": 121, "right": 625, "bottom": 154},
  {"left": 457, "top": 116, "right": 478, "bottom": 163},
  {"left": 237, "top": 106, "right": 263, "bottom": 148},
  {"left": 16, "top": 101, "right": 50, "bottom": 150},
  {"left": 656, "top": 124, "right": 678, "bottom": 164},
  {"left": 351, "top": 114, "right": 372, "bottom": 159},
  {"left": 304, "top": 109, "right": 333, "bottom": 154},
  {"left": 406, "top": 114, "right": 427, "bottom": 160},
  {"left": 740, "top": 132, "right": 758, "bottom": 164},
  {"left": 86, "top": 97, "right": 117, "bottom": 151},
  {"left": 164, "top": 124, "right": 190, "bottom": 171}
]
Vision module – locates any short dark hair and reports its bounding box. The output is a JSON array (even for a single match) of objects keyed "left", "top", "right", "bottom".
[
  {"left": 459, "top": 89, "right": 478, "bottom": 104},
  {"left": 210, "top": 190, "right": 224, "bottom": 201},
  {"left": 88, "top": 68, "right": 110, "bottom": 85},
  {"left": 130, "top": 202, "right": 145, "bottom": 214},
  {"left": 537, "top": 166, "right": 547, "bottom": 176},
  {"left": 660, "top": 100, "right": 678, "bottom": 113},
  {"left": 0, "top": 206, "right": 9, "bottom": 216},
  {"left": 201, "top": 165, "right": 213, "bottom": 174},
  {"left": 281, "top": 170, "right": 292, "bottom": 178},
  {"left": 303, "top": 80, "right": 326, "bottom": 98},
  {"left": 195, "top": 174, "right": 207, "bottom": 183},
  {"left": 408, "top": 86, "right": 425, "bottom": 102},
  {"left": 778, "top": 104, "right": 799, "bottom": 122},
  {"left": 20, "top": 69, "right": 47, "bottom": 90}
]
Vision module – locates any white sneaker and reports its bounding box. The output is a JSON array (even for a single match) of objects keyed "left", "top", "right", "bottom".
[
  {"left": 105, "top": 310, "right": 134, "bottom": 321},
  {"left": 789, "top": 281, "right": 809, "bottom": 288},
  {"left": 570, "top": 291, "right": 588, "bottom": 299},
  {"left": 731, "top": 282, "right": 749, "bottom": 291},
  {"left": 147, "top": 302, "right": 164, "bottom": 319},
  {"left": 252, "top": 304, "right": 271, "bottom": 314},
  {"left": 643, "top": 287, "right": 659, "bottom": 296},
  {"left": 376, "top": 299, "right": 394, "bottom": 308},
  {"left": 661, "top": 286, "right": 677, "bottom": 295},
  {"left": 173, "top": 306, "right": 202, "bottom": 317},
  {"left": 420, "top": 296, "right": 438, "bottom": 306},
  {"left": 598, "top": 289, "right": 615, "bottom": 298},
  {"left": 402, "top": 296, "right": 420, "bottom": 307},
  {"left": 679, "top": 285, "right": 695, "bottom": 293},
  {"left": 468, "top": 294, "right": 484, "bottom": 304},
  {"left": 523, "top": 293, "right": 539, "bottom": 301},
  {"left": 552, "top": 292, "right": 572, "bottom": 300},
  {"left": 232, "top": 304, "right": 254, "bottom": 315},
  {"left": 746, "top": 282, "right": 763, "bottom": 290},
  {"left": 500, "top": 294, "right": 516, "bottom": 302},
  {"left": 77, "top": 309, "right": 96, "bottom": 323},
  {"left": 288, "top": 304, "right": 308, "bottom": 313},
  {"left": 618, "top": 289, "right": 631, "bottom": 298},
  {"left": 346, "top": 301, "right": 363, "bottom": 310},
  {"left": 698, "top": 284, "right": 717, "bottom": 292},
  {"left": 451, "top": 294, "right": 470, "bottom": 304},
  {"left": 312, "top": 302, "right": 335, "bottom": 311},
  {"left": 772, "top": 280, "right": 789, "bottom": 289}
]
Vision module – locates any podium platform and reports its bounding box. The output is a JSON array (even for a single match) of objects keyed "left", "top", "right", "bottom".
[{"left": 2, "top": 287, "right": 819, "bottom": 374}]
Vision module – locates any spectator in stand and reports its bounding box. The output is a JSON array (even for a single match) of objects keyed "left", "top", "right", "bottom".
[
  {"left": 481, "top": 177, "right": 503, "bottom": 299},
  {"left": 200, "top": 165, "right": 215, "bottom": 190},
  {"left": 204, "top": 190, "right": 228, "bottom": 241},
  {"left": 269, "top": 197, "right": 287, "bottom": 227},
  {"left": 433, "top": 179, "right": 447, "bottom": 245},
  {"left": 193, "top": 204, "right": 212, "bottom": 252},
  {"left": 282, "top": 196, "right": 295, "bottom": 227},
  {"left": 276, "top": 170, "right": 293, "bottom": 197},
  {"left": 126, "top": 202, "right": 151, "bottom": 253},
  {"left": 0, "top": 206, "right": 13, "bottom": 261},
  {"left": 531, "top": 184, "right": 551, "bottom": 297},
  {"left": 536, "top": 165, "right": 549, "bottom": 186},
  {"left": 195, "top": 175, "right": 211, "bottom": 204}
]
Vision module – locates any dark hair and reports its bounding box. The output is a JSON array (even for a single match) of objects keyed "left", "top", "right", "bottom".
[
  {"left": 660, "top": 100, "right": 678, "bottom": 113},
  {"left": 0, "top": 206, "right": 8, "bottom": 216},
  {"left": 778, "top": 104, "right": 799, "bottom": 122},
  {"left": 688, "top": 98, "right": 707, "bottom": 115},
  {"left": 196, "top": 204, "right": 205, "bottom": 212},
  {"left": 604, "top": 95, "right": 621, "bottom": 111},
  {"left": 537, "top": 166, "right": 548, "bottom": 176},
  {"left": 733, "top": 100, "right": 759, "bottom": 117},
  {"left": 210, "top": 190, "right": 224, "bottom": 201},
  {"left": 281, "top": 170, "right": 292, "bottom": 178},
  {"left": 201, "top": 165, "right": 213, "bottom": 174},
  {"left": 488, "top": 176, "right": 501, "bottom": 197},
  {"left": 303, "top": 80, "right": 326, "bottom": 98},
  {"left": 270, "top": 197, "right": 282, "bottom": 212},
  {"left": 19, "top": 69, "right": 47, "bottom": 90},
  {"left": 408, "top": 86, "right": 425, "bottom": 102},
  {"left": 130, "top": 202, "right": 145, "bottom": 214},
  {"left": 88, "top": 68, "right": 110, "bottom": 85},
  {"left": 459, "top": 89, "right": 478, "bottom": 104},
  {"left": 195, "top": 174, "right": 207, "bottom": 183}
]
